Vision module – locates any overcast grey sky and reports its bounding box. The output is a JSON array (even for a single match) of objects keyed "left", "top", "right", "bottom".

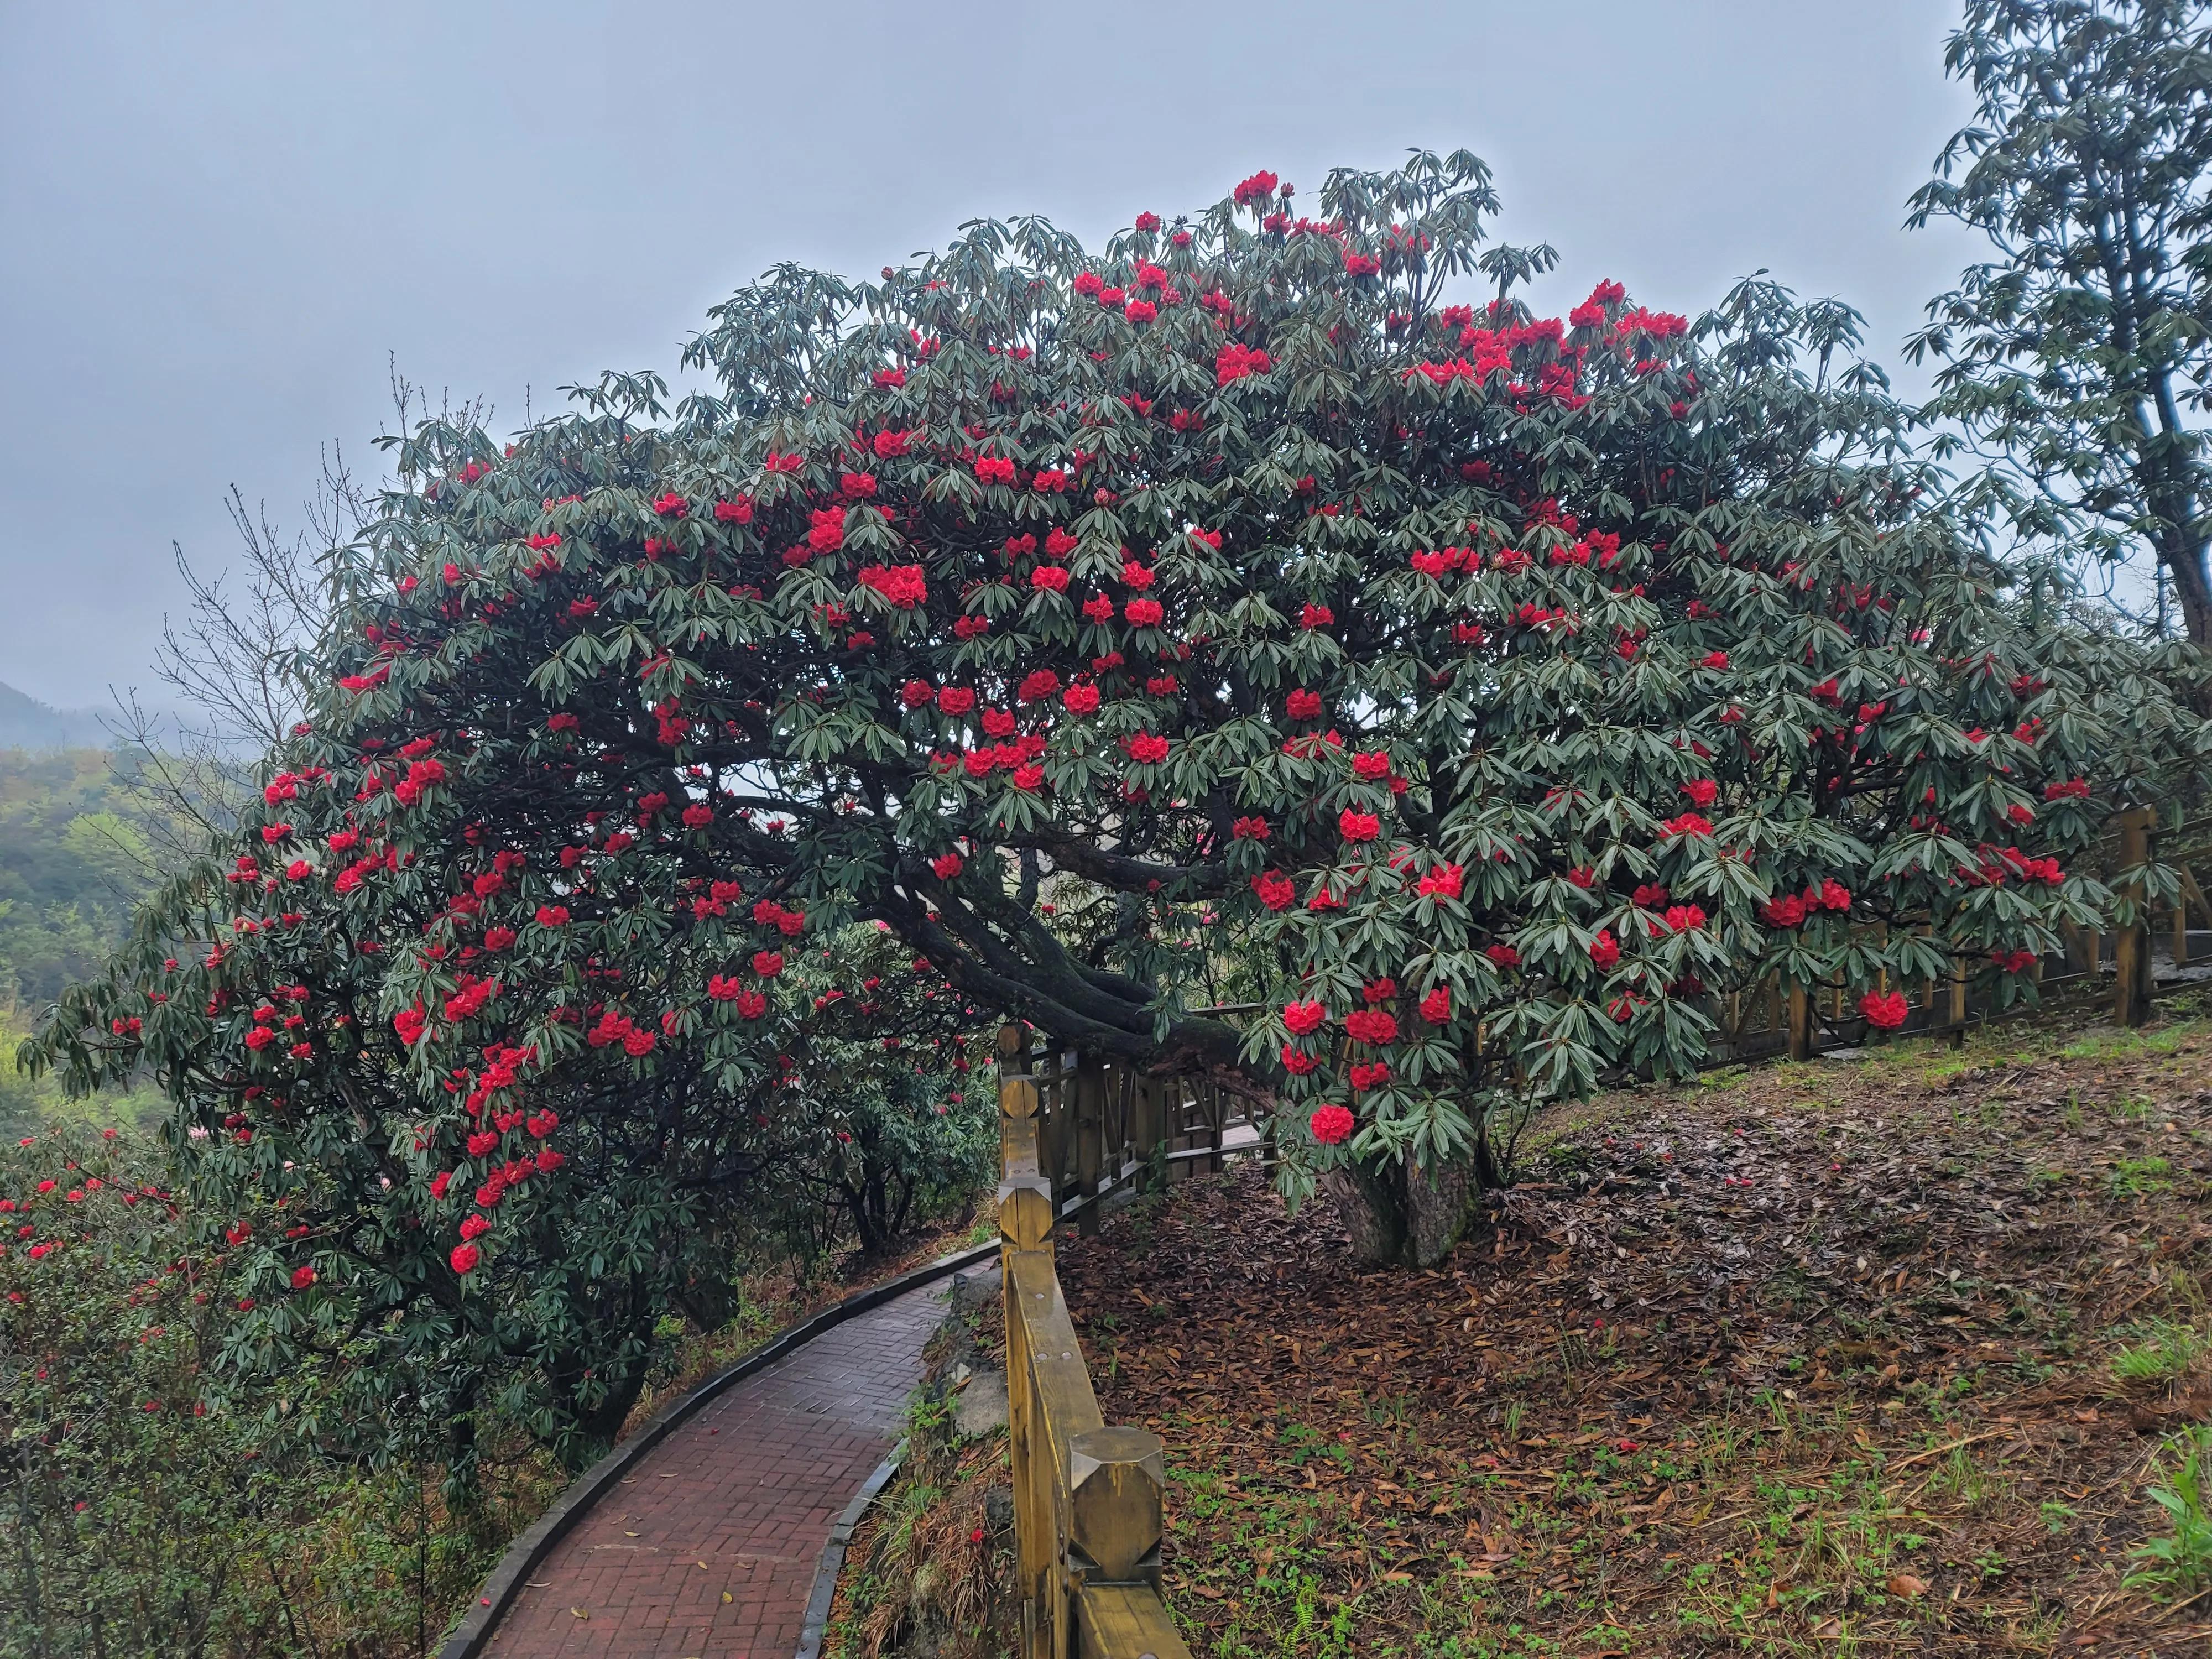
[{"left": 0, "top": 1, "right": 1985, "bottom": 709}]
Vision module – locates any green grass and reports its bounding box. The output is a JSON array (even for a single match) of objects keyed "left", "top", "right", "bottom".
[
  {"left": 2113, "top": 1320, "right": 2209, "bottom": 1386},
  {"left": 2110, "top": 1155, "right": 2177, "bottom": 1199}
]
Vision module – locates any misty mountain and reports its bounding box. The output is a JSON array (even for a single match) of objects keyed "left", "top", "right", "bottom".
[{"left": 0, "top": 682, "right": 114, "bottom": 749}]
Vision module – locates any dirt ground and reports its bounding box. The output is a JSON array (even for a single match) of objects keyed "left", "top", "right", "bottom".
[{"left": 1046, "top": 992, "right": 2212, "bottom": 1656}]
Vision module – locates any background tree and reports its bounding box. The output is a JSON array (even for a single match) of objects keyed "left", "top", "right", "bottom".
[{"left": 1907, "top": 0, "right": 2212, "bottom": 638}]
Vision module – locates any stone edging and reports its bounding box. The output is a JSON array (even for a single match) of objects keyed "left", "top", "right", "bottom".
[
  {"left": 435, "top": 1238, "right": 1000, "bottom": 1659},
  {"left": 794, "top": 1438, "right": 906, "bottom": 1659}
]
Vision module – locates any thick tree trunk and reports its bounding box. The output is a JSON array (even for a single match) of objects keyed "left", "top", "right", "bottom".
[
  {"left": 1324, "top": 1152, "right": 1490, "bottom": 1267},
  {"left": 1322, "top": 1162, "right": 1407, "bottom": 1265},
  {"left": 1404, "top": 1157, "right": 1483, "bottom": 1267}
]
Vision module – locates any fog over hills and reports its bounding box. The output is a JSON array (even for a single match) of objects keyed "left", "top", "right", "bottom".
[{"left": 0, "top": 681, "right": 114, "bottom": 749}]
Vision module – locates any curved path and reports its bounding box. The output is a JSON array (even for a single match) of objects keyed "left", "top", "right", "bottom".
[{"left": 482, "top": 1276, "right": 956, "bottom": 1659}]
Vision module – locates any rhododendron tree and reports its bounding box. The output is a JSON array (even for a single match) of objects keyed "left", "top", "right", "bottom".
[{"left": 27, "top": 149, "right": 2212, "bottom": 1327}]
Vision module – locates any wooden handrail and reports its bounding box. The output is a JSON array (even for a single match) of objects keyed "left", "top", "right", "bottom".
[{"left": 998, "top": 1027, "right": 1191, "bottom": 1659}]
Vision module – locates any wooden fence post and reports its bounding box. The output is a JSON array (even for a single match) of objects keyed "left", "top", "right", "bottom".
[
  {"left": 1069, "top": 1426, "right": 1166, "bottom": 1587},
  {"left": 1787, "top": 980, "right": 1813, "bottom": 1062},
  {"left": 1075, "top": 1053, "right": 1104, "bottom": 1238},
  {"left": 2116, "top": 806, "right": 2156, "bottom": 1029},
  {"left": 997, "top": 1027, "right": 1052, "bottom": 1659}
]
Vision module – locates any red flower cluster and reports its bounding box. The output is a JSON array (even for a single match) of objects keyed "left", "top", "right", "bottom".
[
  {"left": 1301, "top": 1106, "right": 1354, "bottom": 1141},
  {"left": 1344, "top": 1009, "right": 1397, "bottom": 1046},
  {"left": 1283, "top": 1000, "right": 1326, "bottom": 1035},
  {"left": 1859, "top": 990, "right": 1910, "bottom": 1030},
  {"left": 1217, "top": 342, "right": 1272, "bottom": 384},
  {"left": 857, "top": 564, "right": 927, "bottom": 608}
]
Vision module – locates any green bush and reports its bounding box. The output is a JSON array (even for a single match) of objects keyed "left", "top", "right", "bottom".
[{"left": 0, "top": 1123, "right": 515, "bottom": 1657}]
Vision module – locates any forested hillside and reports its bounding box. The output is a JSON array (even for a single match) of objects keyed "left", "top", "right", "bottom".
[{"left": 0, "top": 747, "right": 166, "bottom": 1131}]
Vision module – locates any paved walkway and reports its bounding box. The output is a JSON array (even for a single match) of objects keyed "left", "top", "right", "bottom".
[{"left": 483, "top": 1279, "right": 954, "bottom": 1659}]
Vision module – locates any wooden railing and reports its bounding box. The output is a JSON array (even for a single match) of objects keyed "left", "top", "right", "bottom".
[{"left": 997, "top": 1024, "right": 1243, "bottom": 1659}]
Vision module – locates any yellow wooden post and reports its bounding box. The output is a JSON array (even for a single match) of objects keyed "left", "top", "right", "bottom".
[
  {"left": 2116, "top": 806, "right": 2156, "bottom": 1028},
  {"left": 998, "top": 1027, "right": 1051, "bottom": 1659}
]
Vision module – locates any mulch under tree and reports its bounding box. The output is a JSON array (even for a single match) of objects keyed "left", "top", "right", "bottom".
[{"left": 1053, "top": 995, "right": 2212, "bottom": 1656}]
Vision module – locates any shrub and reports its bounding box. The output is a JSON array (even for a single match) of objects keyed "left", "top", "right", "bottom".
[{"left": 0, "top": 1124, "right": 505, "bottom": 1656}]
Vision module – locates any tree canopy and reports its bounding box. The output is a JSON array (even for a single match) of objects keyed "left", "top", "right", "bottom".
[{"left": 22, "top": 149, "right": 2212, "bottom": 1442}]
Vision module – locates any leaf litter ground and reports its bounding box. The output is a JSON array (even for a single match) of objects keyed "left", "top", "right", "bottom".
[{"left": 1052, "top": 994, "right": 2212, "bottom": 1656}]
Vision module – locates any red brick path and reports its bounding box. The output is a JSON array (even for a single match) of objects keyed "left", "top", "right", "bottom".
[{"left": 484, "top": 1279, "right": 950, "bottom": 1658}]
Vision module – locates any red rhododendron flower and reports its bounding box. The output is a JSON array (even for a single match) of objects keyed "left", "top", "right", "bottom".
[
  {"left": 752, "top": 951, "right": 785, "bottom": 978},
  {"left": 1125, "top": 597, "right": 1164, "bottom": 625},
  {"left": 450, "top": 1243, "right": 481, "bottom": 1274},
  {"left": 1031, "top": 565, "right": 1071, "bottom": 594},
  {"left": 1285, "top": 689, "right": 1323, "bottom": 720},
  {"left": 1485, "top": 943, "right": 1520, "bottom": 969},
  {"left": 1420, "top": 987, "right": 1452, "bottom": 1023},
  {"left": 1308, "top": 1103, "right": 1354, "bottom": 1145},
  {"left": 1589, "top": 930, "right": 1620, "bottom": 969},
  {"left": 1018, "top": 669, "right": 1061, "bottom": 703},
  {"left": 290, "top": 1265, "right": 316, "bottom": 1290},
  {"left": 857, "top": 564, "right": 927, "bottom": 608},
  {"left": 932, "top": 852, "right": 964, "bottom": 880},
  {"left": 1062, "top": 684, "right": 1100, "bottom": 715},
  {"left": 1338, "top": 809, "right": 1381, "bottom": 842},
  {"left": 1280, "top": 1043, "right": 1321, "bottom": 1076},
  {"left": 1681, "top": 778, "right": 1718, "bottom": 808},
  {"left": 1217, "top": 342, "right": 1272, "bottom": 384},
  {"left": 1417, "top": 863, "right": 1463, "bottom": 899},
  {"left": 1231, "top": 816, "right": 1269, "bottom": 841},
  {"left": 937, "top": 686, "right": 976, "bottom": 715},
  {"left": 1282, "top": 1000, "right": 1326, "bottom": 1035},
  {"left": 1233, "top": 169, "right": 1279, "bottom": 205},
  {"left": 535, "top": 905, "right": 570, "bottom": 927},
  {"left": 1352, "top": 751, "right": 1390, "bottom": 780},
  {"left": 1128, "top": 733, "right": 1170, "bottom": 765},
  {"left": 1761, "top": 894, "right": 1808, "bottom": 928},
  {"left": 1252, "top": 872, "right": 1296, "bottom": 911},
  {"left": 1859, "top": 990, "right": 1910, "bottom": 1030},
  {"left": 1344, "top": 1009, "right": 1398, "bottom": 1046}
]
